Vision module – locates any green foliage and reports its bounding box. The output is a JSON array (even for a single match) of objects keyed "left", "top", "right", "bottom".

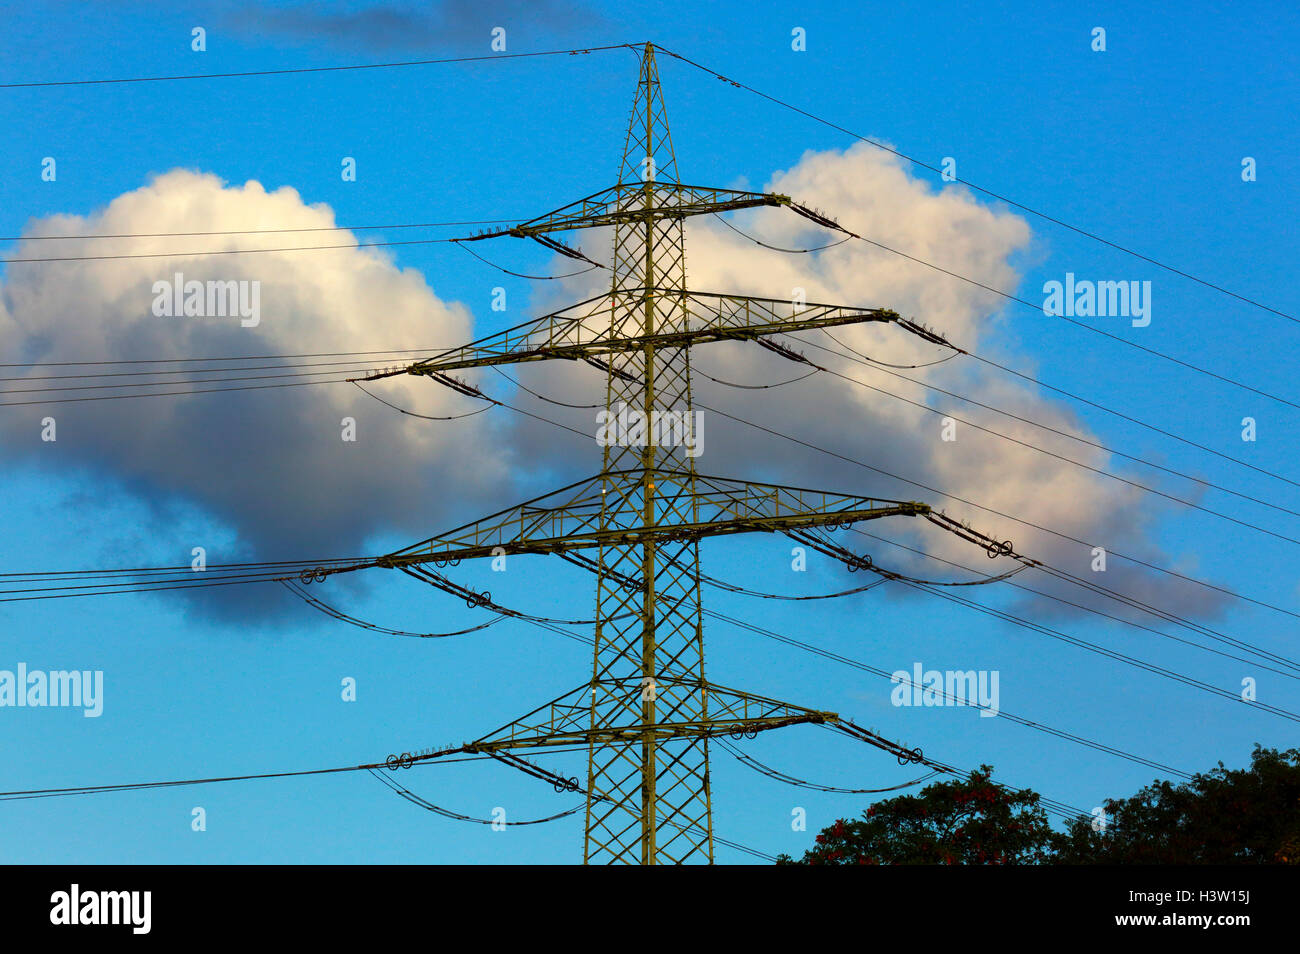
[
  {"left": 776, "top": 765, "right": 1055, "bottom": 865},
  {"left": 1053, "top": 745, "right": 1300, "bottom": 864},
  {"left": 778, "top": 746, "right": 1300, "bottom": 865}
]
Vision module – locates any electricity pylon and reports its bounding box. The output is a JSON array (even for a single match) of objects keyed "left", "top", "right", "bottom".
[{"left": 319, "top": 43, "right": 1004, "bottom": 864}]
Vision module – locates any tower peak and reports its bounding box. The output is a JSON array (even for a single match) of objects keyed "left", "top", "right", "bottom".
[{"left": 618, "top": 43, "right": 679, "bottom": 184}]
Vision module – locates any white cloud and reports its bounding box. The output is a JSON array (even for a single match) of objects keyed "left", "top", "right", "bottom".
[
  {"left": 0, "top": 154, "right": 1225, "bottom": 625},
  {"left": 0, "top": 170, "right": 510, "bottom": 599},
  {"left": 507, "top": 142, "right": 1226, "bottom": 621}
]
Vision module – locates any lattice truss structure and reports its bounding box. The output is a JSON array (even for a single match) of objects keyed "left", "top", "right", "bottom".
[{"left": 322, "top": 44, "right": 998, "bottom": 864}]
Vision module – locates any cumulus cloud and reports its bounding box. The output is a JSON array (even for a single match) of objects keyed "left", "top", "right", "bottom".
[
  {"left": 505, "top": 141, "right": 1227, "bottom": 623},
  {"left": 0, "top": 170, "right": 512, "bottom": 613},
  {"left": 0, "top": 148, "right": 1226, "bottom": 628}
]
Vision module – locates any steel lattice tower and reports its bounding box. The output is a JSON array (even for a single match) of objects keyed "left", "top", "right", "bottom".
[
  {"left": 315, "top": 42, "right": 1014, "bottom": 864},
  {"left": 589, "top": 47, "right": 710, "bottom": 863}
]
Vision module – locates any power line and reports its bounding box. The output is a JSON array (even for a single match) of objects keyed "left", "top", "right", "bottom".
[
  {"left": 0, "top": 569, "right": 317, "bottom": 603},
  {"left": 0, "top": 45, "right": 638, "bottom": 89},
  {"left": 16, "top": 33, "right": 1276, "bottom": 335},
  {"left": 657, "top": 45, "right": 1298, "bottom": 326},
  {"left": 17, "top": 38, "right": 1285, "bottom": 490},
  {"left": 358, "top": 366, "right": 1300, "bottom": 631},
  {"left": 966, "top": 348, "right": 1300, "bottom": 489},
  {"left": 459, "top": 366, "right": 1300, "bottom": 629},
  {"left": 0, "top": 538, "right": 1159, "bottom": 824},
  {"left": 819, "top": 221, "right": 1300, "bottom": 411},
  {"left": 0, "top": 357, "right": 442, "bottom": 383},
  {"left": 10, "top": 38, "right": 1279, "bottom": 859},
  {"left": 849, "top": 526, "right": 1300, "bottom": 679},
  {"left": 36, "top": 334, "right": 1269, "bottom": 562},
  {"left": 0, "top": 756, "right": 433, "bottom": 801},
  {"left": 695, "top": 364, "right": 820, "bottom": 391},
  {"left": 780, "top": 337, "right": 1300, "bottom": 543},
  {"left": 452, "top": 238, "right": 602, "bottom": 280},
  {"left": 900, "top": 573, "right": 1300, "bottom": 723},
  {"left": 801, "top": 328, "right": 1300, "bottom": 505},
  {"left": 0, "top": 347, "right": 455, "bottom": 368},
  {"left": 717, "top": 213, "right": 1300, "bottom": 487},
  {"left": 529, "top": 550, "right": 1236, "bottom": 805},
  {"left": 1028, "top": 557, "right": 1300, "bottom": 670},
  {"left": 9, "top": 223, "right": 1293, "bottom": 515},
  {"left": 20, "top": 527, "right": 1289, "bottom": 722},
  {"left": 698, "top": 400, "right": 1300, "bottom": 621},
  {"left": 92, "top": 362, "right": 1283, "bottom": 634},
  {"left": 2, "top": 535, "right": 1116, "bottom": 825},
  {"left": 0, "top": 219, "right": 517, "bottom": 243},
  {"left": 11, "top": 230, "right": 1288, "bottom": 496},
  {"left": 18, "top": 204, "right": 1293, "bottom": 423},
  {"left": 283, "top": 579, "right": 506, "bottom": 639},
  {"left": 718, "top": 197, "right": 1300, "bottom": 418},
  {"left": 369, "top": 767, "right": 585, "bottom": 826},
  {"left": 706, "top": 609, "right": 1195, "bottom": 780},
  {"left": 481, "top": 749, "right": 777, "bottom": 861},
  {"left": 793, "top": 525, "right": 1300, "bottom": 722},
  {"left": 0, "top": 376, "right": 350, "bottom": 407},
  {"left": 0, "top": 365, "right": 377, "bottom": 394},
  {"left": 0, "top": 722, "right": 770, "bottom": 861},
  {"left": 1, "top": 236, "right": 459, "bottom": 264},
  {"left": 309, "top": 565, "right": 1167, "bottom": 819},
  {"left": 0, "top": 555, "right": 366, "bottom": 603},
  {"left": 351, "top": 381, "right": 494, "bottom": 421},
  {"left": 0, "top": 555, "right": 359, "bottom": 578},
  {"left": 12, "top": 35, "right": 1287, "bottom": 335},
  {"left": 718, "top": 737, "right": 940, "bottom": 794},
  {"left": 7, "top": 325, "right": 1291, "bottom": 508}
]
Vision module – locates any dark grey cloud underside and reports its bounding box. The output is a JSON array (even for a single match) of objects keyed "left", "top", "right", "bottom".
[{"left": 223, "top": 0, "right": 608, "bottom": 53}]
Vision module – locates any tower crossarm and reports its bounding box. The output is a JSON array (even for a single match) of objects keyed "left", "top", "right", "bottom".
[
  {"left": 306, "top": 470, "right": 930, "bottom": 580},
  {"left": 460, "top": 677, "right": 838, "bottom": 752},
  {"left": 380, "top": 679, "right": 930, "bottom": 773},
  {"left": 395, "top": 678, "right": 928, "bottom": 773},
  {"left": 353, "top": 290, "right": 921, "bottom": 382},
  {"left": 461, "top": 182, "right": 790, "bottom": 243}
]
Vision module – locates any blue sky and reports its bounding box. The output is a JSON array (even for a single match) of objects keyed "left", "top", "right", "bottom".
[{"left": 0, "top": 0, "right": 1297, "bottom": 863}]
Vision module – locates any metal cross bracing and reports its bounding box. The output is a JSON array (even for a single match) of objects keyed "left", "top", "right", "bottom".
[
  {"left": 354, "top": 291, "right": 911, "bottom": 379},
  {"left": 319, "top": 43, "right": 1003, "bottom": 864}
]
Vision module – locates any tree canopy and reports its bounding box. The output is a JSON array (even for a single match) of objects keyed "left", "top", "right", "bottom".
[
  {"left": 777, "top": 765, "right": 1055, "bottom": 865},
  {"left": 777, "top": 746, "right": 1300, "bottom": 865}
]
